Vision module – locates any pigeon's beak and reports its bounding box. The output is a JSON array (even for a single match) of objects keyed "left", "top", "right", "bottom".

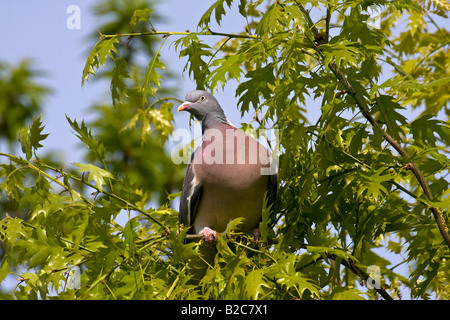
[{"left": 177, "top": 101, "right": 192, "bottom": 112}]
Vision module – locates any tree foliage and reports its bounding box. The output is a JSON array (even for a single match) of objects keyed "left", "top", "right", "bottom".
[{"left": 1, "top": 0, "right": 449, "bottom": 300}]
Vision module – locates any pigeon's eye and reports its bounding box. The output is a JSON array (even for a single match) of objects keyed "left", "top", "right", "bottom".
[{"left": 200, "top": 95, "right": 206, "bottom": 101}]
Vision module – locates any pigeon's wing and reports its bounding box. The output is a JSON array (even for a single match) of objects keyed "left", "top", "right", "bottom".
[{"left": 179, "top": 151, "right": 203, "bottom": 233}]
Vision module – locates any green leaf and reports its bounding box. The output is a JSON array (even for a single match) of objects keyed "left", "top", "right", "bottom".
[
  {"left": 66, "top": 116, "right": 106, "bottom": 162},
  {"left": 255, "top": 2, "right": 283, "bottom": 37},
  {"left": 410, "top": 114, "right": 450, "bottom": 147},
  {"left": 244, "top": 269, "right": 270, "bottom": 299},
  {"left": 169, "top": 226, "right": 199, "bottom": 263},
  {"left": 198, "top": 0, "right": 233, "bottom": 27},
  {"left": 0, "top": 217, "right": 29, "bottom": 243},
  {"left": 15, "top": 227, "right": 67, "bottom": 269},
  {"left": 82, "top": 37, "right": 119, "bottom": 84},
  {"left": 372, "top": 95, "right": 407, "bottom": 141},
  {"left": 330, "top": 287, "right": 367, "bottom": 300},
  {"left": 16, "top": 116, "right": 49, "bottom": 160},
  {"left": 30, "top": 116, "right": 49, "bottom": 151},
  {"left": 73, "top": 163, "right": 113, "bottom": 192},
  {"left": 274, "top": 255, "right": 320, "bottom": 298},
  {"left": 358, "top": 167, "right": 394, "bottom": 200},
  {"left": 283, "top": 5, "right": 308, "bottom": 32},
  {"left": 130, "top": 8, "right": 153, "bottom": 27},
  {"left": 321, "top": 40, "right": 362, "bottom": 69},
  {"left": 222, "top": 217, "right": 246, "bottom": 238},
  {"left": 236, "top": 63, "right": 275, "bottom": 114},
  {"left": 123, "top": 218, "right": 140, "bottom": 251},
  {"left": 17, "top": 126, "right": 32, "bottom": 160},
  {"left": 207, "top": 54, "right": 245, "bottom": 91},
  {"left": 0, "top": 259, "right": 10, "bottom": 284},
  {"left": 142, "top": 53, "right": 166, "bottom": 105},
  {"left": 176, "top": 34, "right": 212, "bottom": 89},
  {"left": 111, "top": 57, "right": 130, "bottom": 107},
  {"left": 0, "top": 164, "right": 25, "bottom": 200},
  {"left": 96, "top": 37, "right": 119, "bottom": 68},
  {"left": 144, "top": 102, "right": 174, "bottom": 142},
  {"left": 238, "top": 0, "right": 247, "bottom": 17}
]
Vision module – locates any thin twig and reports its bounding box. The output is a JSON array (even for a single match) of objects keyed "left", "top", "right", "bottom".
[{"left": 100, "top": 29, "right": 257, "bottom": 40}]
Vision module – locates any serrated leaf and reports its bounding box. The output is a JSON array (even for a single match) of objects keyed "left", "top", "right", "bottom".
[
  {"left": 223, "top": 217, "right": 246, "bottom": 238},
  {"left": 66, "top": 116, "right": 106, "bottom": 162},
  {"left": 82, "top": 37, "right": 119, "bottom": 84},
  {"left": 372, "top": 95, "right": 407, "bottom": 140},
  {"left": 283, "top": 5, "right": 308, "bottom": 32},
  {"left": 330, "top": 287, "right": 367, "bottom": 300},
  {"left": 22, "top": 272, "right": 39, "bottom": 284},
  {"left": 322, "top": 40, "right": 362, "bottom": 69},
  {"left": 16, "top": 116, "right": 49, "bottom": 160},
  {"left": 236, "top": 63, "right": 275, "bottom": 115},
  {"left": 207, "top": 54, "right": 244, "bottom": 91},
  {"left": 123, "top": 218, "right": 140, "bottom": 251},
  {"left": 275, "top": 255, "right": 320, "bottom": 298},
  {"left": 142, "top": 53, "right": 166, "bottom": 105},
  {"left": 198, "top": 0, "right": 233, "bottom": 27},
  {"left": 15, "top": 227, "right": 67, "bottom": 269},
  {"left": 358, "top": 167, "right": 394, "bottom": 200},
  {"left": 238, "top": 0, "right": 247, "bottom": 17},
  {"left": 0, "top": 164, "right": 25, "bottom": 200},
  {"left": 169, "top": 225, "right": 200, "bottom": 263},
  {"left": 130, "top": 8, "right": 153, "bottom": 27},
  {"left": 177, "top": 34, "right": 212, "bottom": 89},
  {"left": 30, "top": 116, "right": 49, "bottom": 150},
  {"left": 0, "top": 217, "right": 28, "bottom": 243},
  {"left": 17, "top": 126, "right": 32, "bottom": 160},
  {"left": 410, "top": 114, "right": 450, "bottom": 147},
  {"left": 111, "top": 57, "right": 130, "bottom": 107},
  {"left": 73, "top": 163, "right": 113, "bottom": 192},
  {"left": 255, "top": 2, "right": 283, "bottom": 37},
  {"left": 0, "top": 259, "right": 10, "bottom": 283},
  {"left": 244, "top": 269, "right": 270, "bottom": 299},
  {"left": 97, "top": 37, "right": 119, "bottom": 67},
  {"left": 144, "top": 102, "right": 174, "bottom": 142}
]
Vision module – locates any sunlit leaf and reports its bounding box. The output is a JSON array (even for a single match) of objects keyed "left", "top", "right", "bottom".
[
  {"left": 111, "top": 57, "right": 130, "bottom": 107},
  {"left": 130, "top": 8, "right": 153, "bottom": 27},
  {"left": 142, "top": 53, "right": 166, "bottom": 105},
  {"left": 82, "top": 37, "right": 119, "bottom": 84},
  {"left": 73, "top": 162, "right": 113, "bottom": 192}
]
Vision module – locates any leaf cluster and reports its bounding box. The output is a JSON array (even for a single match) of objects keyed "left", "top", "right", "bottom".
[{"left": 1, "top": 0, "right": 450, "bottom": 300}]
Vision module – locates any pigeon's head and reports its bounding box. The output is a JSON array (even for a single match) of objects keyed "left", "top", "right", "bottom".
[{"left": 177, "top": 90, "right": 225, "bottom": 122}]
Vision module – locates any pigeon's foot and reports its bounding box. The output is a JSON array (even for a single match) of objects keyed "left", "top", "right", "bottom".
[
  {"left": 200, "top": 227, "right": 218, "bottom": 243},
  {"left": 251, "top": 227, "right": 261, "bottom": 244}
]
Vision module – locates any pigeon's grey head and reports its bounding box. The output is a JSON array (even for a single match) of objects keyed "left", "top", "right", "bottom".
[{"left": 177, "top": 90, "right": 227, "bottom": 124}]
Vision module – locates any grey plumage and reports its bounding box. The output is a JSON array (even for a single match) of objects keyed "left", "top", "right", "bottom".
[{"left": 178, "top": 90, "right": 277, "bottom": 240}]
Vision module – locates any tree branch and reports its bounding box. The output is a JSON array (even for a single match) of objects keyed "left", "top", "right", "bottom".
[
  {"left": 99, "top": 29, "right": 257, "bottom": 40},
  {"left": 296, "top": 6, "right": 450, "bottom": 249},
  {"left": 325, "top": 62, "right": 450, "bottom": 250},
  {"left": 325, "top": 252, "right": 394, "bottom": 300}
]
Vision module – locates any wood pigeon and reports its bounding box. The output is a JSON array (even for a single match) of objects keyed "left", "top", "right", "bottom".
[{"left": 177, "top": 90, "right": 277, "bottom": 243}]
